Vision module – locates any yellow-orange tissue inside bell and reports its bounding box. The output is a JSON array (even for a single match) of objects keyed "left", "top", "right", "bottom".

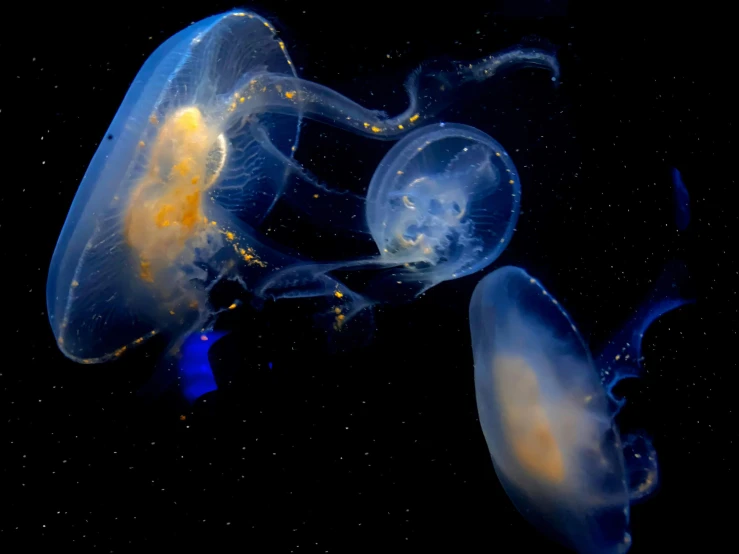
[
  {"left": 124, "top": 106, "right": 226, "bottom": 280},
  {"left": 494, "top": 356, "right": 565, "bottom": 484},
  {"left": 470, "top": 266, "right": 636, "bottom": 554}
]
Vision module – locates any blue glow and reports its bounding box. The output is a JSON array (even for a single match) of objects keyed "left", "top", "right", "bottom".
[
  {"left": 597, "top": 260, "right": 694, "bottom": 414},
  {"left": 672, "top": 167, "right": 690, "bottom": 231},
  {"left": 178, "top": 331, "right": 228, "bottom": 404}
]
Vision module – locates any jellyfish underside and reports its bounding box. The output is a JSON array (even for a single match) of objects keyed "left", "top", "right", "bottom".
[{"left": 469, "top": 266, "right": 690, "bottom": 553}]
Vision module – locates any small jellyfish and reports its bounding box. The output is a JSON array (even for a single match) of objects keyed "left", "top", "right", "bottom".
[
  {"left": 671, "top": 167, "right": 690, "bottom": 231},
  {"left": 257, "top": 122, "right": 522, "bottom": 309},
  {"left": 469, "top": 265, "right": 692, "bottom": 553}
]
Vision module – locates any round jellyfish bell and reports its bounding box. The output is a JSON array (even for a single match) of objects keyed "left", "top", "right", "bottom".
[
  {"left": 366, "top": 122, "right": 521, "bottom": 287},
  {"left": 256, "top": 122, "right": 522, "bottom": 307}
]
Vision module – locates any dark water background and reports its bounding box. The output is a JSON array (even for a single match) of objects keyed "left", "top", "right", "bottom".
[{"left": 1, "top": 1, "right": 733, "bottom": 551}]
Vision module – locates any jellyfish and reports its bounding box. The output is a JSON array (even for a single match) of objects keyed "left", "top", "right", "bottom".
[
  {"left": 46, "top": 10, "right": 303, "bottom": 367},
  {"left": 469, "top": 264, "right": 693, "bottom": 553},
  {"left": 257, "top": 121, "right": 523, "bottom": 311},
  {"left": 46, "top": 9, "right": 557, "bottom": 387}
]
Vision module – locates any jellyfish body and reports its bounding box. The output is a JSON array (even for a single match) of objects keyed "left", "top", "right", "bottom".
[
  {"left": 366, "top": 123, "right": 521, "bottom": 291},
  {"left": 43, "top": 10, "right": 370, "bottom": 368},
  {"left": 258, "top": 122, "right": 522, "bottom": 306},
  {"left": 46, "top": 11, "right": 301, "bottom": 365},
  {"left": 469, "top": 265, "right": 692, "bottom": 553}
]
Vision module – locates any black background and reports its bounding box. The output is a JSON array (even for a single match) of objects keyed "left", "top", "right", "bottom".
[{"left": 1, "top": 1, "right": 733, "bottom": 552}]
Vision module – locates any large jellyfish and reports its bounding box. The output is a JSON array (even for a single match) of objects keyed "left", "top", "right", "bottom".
[{"left": 469, "top": 264, "right": 693, "bottom": 553}]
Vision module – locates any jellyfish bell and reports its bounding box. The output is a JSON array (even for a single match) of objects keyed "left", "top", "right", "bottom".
[
  {"left": 469, "top": 265, "right": 693, "bottom": 553},
  {"left": 46, "top": 11, "right": 303, "bottom": 364},
  {"left": 258, "top": 122, "right": 522, "bottom": 305},
  {"left": 471, "top": 266, "right": 632, "bottom": 553},
  {"left": 365, "top": 122, "right": 521, "bottom": 287}
]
